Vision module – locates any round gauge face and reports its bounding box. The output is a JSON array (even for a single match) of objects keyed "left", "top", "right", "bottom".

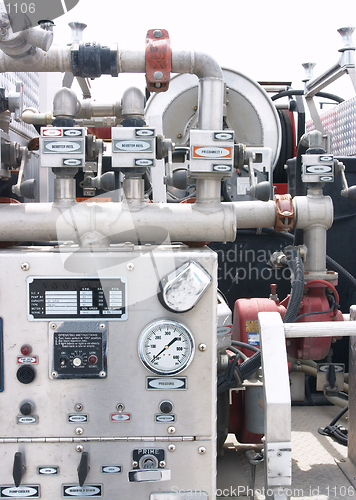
[{"left": 138, "top": 319, "right": 195, "bottom": 375}]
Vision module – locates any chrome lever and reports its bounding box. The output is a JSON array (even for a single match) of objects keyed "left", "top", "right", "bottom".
[{"left": 128, "top": 469, "right": 171, "bottom": 483}]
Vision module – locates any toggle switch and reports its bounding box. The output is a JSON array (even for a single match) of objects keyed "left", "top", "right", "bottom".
[
  {"left": 77, "top": 452, "right": 90, "bottom": 487},
  {"left": 13, "top": 452, "right": 26, "bottom": 487}
]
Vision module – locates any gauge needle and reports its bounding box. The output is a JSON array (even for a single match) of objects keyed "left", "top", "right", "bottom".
[{"left": 152, "top": 337, "right": 178, "bottom": 361}]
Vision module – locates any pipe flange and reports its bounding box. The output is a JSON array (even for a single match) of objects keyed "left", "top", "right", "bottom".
[
  {"left": 145, "top": 29, "right": 171, "bottom": 93},
  {"left": 274, "top": 193, "right": 294, "bottom": 232}
]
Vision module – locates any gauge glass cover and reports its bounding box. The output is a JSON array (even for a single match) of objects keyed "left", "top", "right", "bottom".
[{"left": 138, "top": 319, "right": 195, "bottom": 375}]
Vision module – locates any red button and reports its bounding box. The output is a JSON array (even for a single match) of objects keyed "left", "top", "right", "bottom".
[{"left": 21, "top": 344, "right": 32, "bottom": 356}]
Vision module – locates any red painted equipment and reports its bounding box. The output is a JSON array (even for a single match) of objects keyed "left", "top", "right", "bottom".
[{"left": 229, "top": 279, "right": 343, "bottom": 443}]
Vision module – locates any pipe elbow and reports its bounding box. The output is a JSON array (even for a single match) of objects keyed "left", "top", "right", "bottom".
[
  {"left": 192, "top": 51, "right": 223, "bottom": 80},
  {"left": 171, "top": 50, "right": 223, "bottom": 80}
]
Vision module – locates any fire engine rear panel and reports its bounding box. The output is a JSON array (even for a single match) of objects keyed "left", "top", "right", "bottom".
[{"left": 0, "top": 245, "right": 217, "bottom": 499}]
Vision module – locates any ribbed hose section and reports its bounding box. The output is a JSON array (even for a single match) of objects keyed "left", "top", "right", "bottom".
[
  {"left": 236, "top": 351, "right": 262, "bottom": 381},
  {"left": 283, "top": 246, "right": 305, "bottom": 323},
  {"left": 326, "top": 255, "right": 356, "bottom": 290}
]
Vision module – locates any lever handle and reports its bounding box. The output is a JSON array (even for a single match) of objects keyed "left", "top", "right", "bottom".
[
  {"left": 13, "top": 452, "right": 26, "bottom": 487},
  {"left": 128, "top": 469, "right": 171, "bottom": 483},
  {"left": 77, "top": 452, "right": 90, "bottom": 487}
]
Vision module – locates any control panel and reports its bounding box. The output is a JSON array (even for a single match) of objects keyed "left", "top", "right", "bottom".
[{"left": 0, "top": 246, "right": 216, "bottom": 499}]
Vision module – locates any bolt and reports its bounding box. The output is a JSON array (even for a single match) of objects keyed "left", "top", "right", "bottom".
[
  {"left": 99, "top": 323, "right": 106, "bottom": 330},
  {"left": 167, "top": 426, "right": 176, "bottom": 434},
  {"left": 198, "top": 343, "right": 207, "bottom": 352},
  {"left": 177, "top": 134, "right": 182, "bottom": 139},
  {"left": 159, "top": 461, "right": 166, "bottom": 468},
  {"left": 153, "top": 71, "right": 163, "bottom": 80},
  {"left": 277, "top": 452, "right": 282, "bottom": 457},
  {"left": 50, "top": 323, "right": 57, "bottom": 330},
  {"left": 51, "top": 371, "right": 58, "bottom": 378},
  {"left": 116, "top": 403, "right": 125, "bottom": 412},
  {"left": 21, "top": 262, "right": 30, "bottom": 271},
  {"left": 99, "top": 371, "right": 106, "bottom": 378},
  {"left": 153, "top": 30, "right": 163, "bottom": 38},
  {"left": 198, "top": 447, "right": 206, "bottom": 454},
  {"left": 75, "top": 427, "right": 84, "bottom": 435},
  {"left": 75, "top": 404, "right": 83, "bottom": 412},
  {"left": 132, "top": 461, "right": 138, "bottom": 468},
  {"left": 193, "top": 105, "right": 198, "bottom": 111},
  {"left": 168, "top": 444, "right": 176, "bottom": 452},
  {"left": 76, "top": 445, "right": 84, "bottom": 452},
  {"left": 126, "top": 262, "right": 134, "bottom": 271}
]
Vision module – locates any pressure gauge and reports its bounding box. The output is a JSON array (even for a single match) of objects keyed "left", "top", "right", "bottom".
[{"left": 138, "top": 320, "right": 195, "bottom": 375}]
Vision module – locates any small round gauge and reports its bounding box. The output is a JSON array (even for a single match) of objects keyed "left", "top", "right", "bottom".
[{"left": 138, "top": 319, "right": 195, "bottom": 375}]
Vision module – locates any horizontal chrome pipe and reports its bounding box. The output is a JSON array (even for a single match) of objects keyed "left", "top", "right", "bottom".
[
  {"left": 284, "top": 321, "right": 356, "bottom": 338},
  {"left": 0, "top": 200, "right": 277, "bottom": 244}
]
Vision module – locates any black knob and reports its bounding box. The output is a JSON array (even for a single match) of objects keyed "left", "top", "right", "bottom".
[
  {"left": 159, "top": 400, "right": 173, "bottom": 414},
  {"left": 19, "top": 402, "right": 34, "bottom": 415}
]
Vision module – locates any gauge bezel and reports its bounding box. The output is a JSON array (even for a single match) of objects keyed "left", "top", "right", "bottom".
[{"left": 138, "top": 319, "right": 195, "bottom": 376}]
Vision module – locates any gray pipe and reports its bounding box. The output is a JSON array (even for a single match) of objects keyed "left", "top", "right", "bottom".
[
  {"left": 0, "top": 200, "right": 277, "bottom": 243},
  {"left": 53, "top": 88, "right": 80, "bottom": 119},
  {"left": 0, "top": 45, "right": 72, "bottom": 71},
  {"left": 121, "top": 87, "right": 145, "bottom": 117}
]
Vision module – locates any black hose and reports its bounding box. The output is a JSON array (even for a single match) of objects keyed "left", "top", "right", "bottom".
[
  {"left": 221, "top": 244, "right": 304, "bottom": 388},
  {"left": 271, "top": 89, "right": 344, "bottom": 104},
  {"left": 283, "top": 246, "right": 305, "bottom": 323},
  {"left": 295, "top": 296, "right": 336, "bottom": 322},
  {"left": 243, "top": 227, "right": 356, "bottom": 291},
  {"left": 326, "top": 255, "right": 356, "bottom": 290},
  {"left": 237, "top": 351, "right": 262, "bottom": 381},
  {"left": 318, "top": 405, "right": 348, "bottom": 445},
  {"left": 231, "top": 340, "right": 260, "bottom": 353},
  {"left": 330, "top": 405, "right": 349, "bottom": 425}
]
